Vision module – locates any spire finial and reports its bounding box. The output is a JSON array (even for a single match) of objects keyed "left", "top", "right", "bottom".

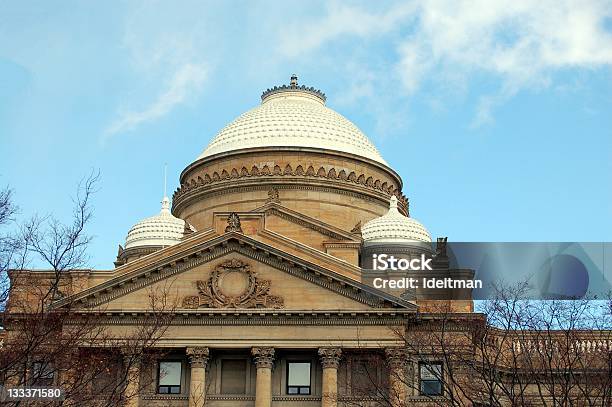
[
  {"left": 161, "top": 163, "right": 170, "bottom": 213},
  {"left": 290, "top": 74, "right": 298, "bottom": 88}
]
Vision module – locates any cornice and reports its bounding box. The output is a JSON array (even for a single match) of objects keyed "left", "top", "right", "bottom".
[
  {"left": 173, "top": 161, "right": 408, "bottom": 215},
  {"left": 60, "top": 310, "right": 412, "bottom": 326},
  {"left": 323, "top": 242, "right": 362, "bottom": 249},
  {"left": 256, "top": 229, "right": 362, "bottom": 279},
  {"left": 179, "top": 146, "right": 403, "bottom": 188},
  {"left": 115, "top": 245, "right": 161, "bottom": 266},
  {"left": 257, "top": 203, "right": 360, "bottom": 242},
  {"left": 173, "top": 177, "right": 408, "bottom": 218}
]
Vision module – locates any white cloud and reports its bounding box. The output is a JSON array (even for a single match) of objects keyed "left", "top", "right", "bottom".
[
  {"left": 400, "top": 1, "right": 612, "bottom": 88},
  {"left": 104, "top": 63, "right": 207, "bottom": 137},
  {"left": 278, "top": 0, "right": 612, "bottom": 126},
  {"left": 277, "top": 3, "right": 417, "bottom": 58}
]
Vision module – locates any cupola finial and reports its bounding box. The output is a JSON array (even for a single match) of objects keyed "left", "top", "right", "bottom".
[
  {"left": 260, "top": 75, "right": 326, "bottom": 103},
  {"left": 161, "top": 163, "right": 170, "bottom": 213}
]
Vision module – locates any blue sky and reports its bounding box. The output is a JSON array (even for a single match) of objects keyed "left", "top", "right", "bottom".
[{"left": 1, "top": 1, "right": 611, "bottom": 269}]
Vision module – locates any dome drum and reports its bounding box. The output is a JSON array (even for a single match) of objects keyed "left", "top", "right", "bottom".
[{"left": 173, "top": 148, "right": 408, "bottom": 232}]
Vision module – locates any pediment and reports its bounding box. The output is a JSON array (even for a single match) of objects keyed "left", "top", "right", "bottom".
[
  {"left": 254, "top": 202, "right": 361, "bottom": 243},
  {"left": 53, "top": 233, "right": 413, "bottom": 311}
]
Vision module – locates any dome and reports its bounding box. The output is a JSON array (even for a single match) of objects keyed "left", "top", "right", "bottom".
[
  {"left": 197, "top": 75, "right": 387, "bottom": 165},
  {"left": 125, "top": 197, "right": 186, "bottom": 249},
  {"left": 362, "top": 196, "right": 431, "bottom": 243}
]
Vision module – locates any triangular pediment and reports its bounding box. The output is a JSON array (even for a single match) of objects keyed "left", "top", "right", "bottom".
[
  {"left": 53, "top": 233, "right": 413, "bottom": 311},
  {"left": 252, "top": 202, "right": 361, "bottom": 243}
]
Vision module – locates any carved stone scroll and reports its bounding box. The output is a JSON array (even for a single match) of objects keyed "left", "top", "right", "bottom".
[{"left": 182, "top": 259, "right": 284, "bottom": 309}]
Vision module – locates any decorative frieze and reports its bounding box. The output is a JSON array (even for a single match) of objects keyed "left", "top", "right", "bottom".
[
  {"left": 173, "top": 163, "right": 408, "bottom": 212},
  {"left": 64, "top": 310, "right": 410, "bottom": 326}
]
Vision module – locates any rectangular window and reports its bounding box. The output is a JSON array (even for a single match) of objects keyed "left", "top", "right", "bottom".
[
  {"left": 158, "top": 361, "right": 182, "bottom": 394},
  {"left": 420, "top": 362, "right": 442, "bottom": 396},
  {"left": 221, "top": 359, "right": 247, "bottom": 394},
  {"left": 31, "top": 361, "right": 54, "bottom": 387},
  {"left": 287, "top": 362, "right": 311, "bottom": 395}
]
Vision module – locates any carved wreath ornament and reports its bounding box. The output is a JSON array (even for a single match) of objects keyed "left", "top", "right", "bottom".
[{"left": 182, "top": 259, "right": 284, "bottom": 309}]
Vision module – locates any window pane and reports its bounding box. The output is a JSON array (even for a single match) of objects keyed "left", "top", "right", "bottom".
[
  {"left": 221, "top": 359, "right": 247, "bottom": 394},
  {"left": 420, "top": 363, "right": 441, "bottom": 380},
  {"left": 159, "top": 362, "right": 182, "bottom": 386},
  {"left": 421, "top": 380, "right": 442, "bottom": 395},
  {"left": 288, "top": 362, "right": 310, "bottom": 386}
]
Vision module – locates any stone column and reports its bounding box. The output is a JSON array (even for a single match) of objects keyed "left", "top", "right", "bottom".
[
  {"left": 385, "top": 348, "right": 407, "bottom": 407},
  {"left": 318, "top": 347, "right": 342, "bottom": 407},
  {"left": 252, "top": 347, "right": 275, "bottom": 407},
  {"left": 121, "top": 348, "right": 141, "bottom": 407},
  {"left": 187, "top": 347, "right": 210, "bottom": 407}
]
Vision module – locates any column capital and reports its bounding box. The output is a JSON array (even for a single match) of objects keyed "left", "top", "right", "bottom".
[
  {"left": 385, "top": 347, "right": 407, "bottom": 369},
  {"left": 251, "top": 347, "right": 275, "bottom": 369},
  {"left": 186, "top": 347, "right": 210, "bottom": 369},
  {"left": 318, "top": 347, "right": 342, "bottom": 369}
]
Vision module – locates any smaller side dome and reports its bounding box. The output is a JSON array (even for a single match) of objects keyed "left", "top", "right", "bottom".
[
  {"left": 362, "top": 196, "right": 432, "bottom": 244},
  {"left": 124, "top": 197, "right": 186, "bottom": 249}
]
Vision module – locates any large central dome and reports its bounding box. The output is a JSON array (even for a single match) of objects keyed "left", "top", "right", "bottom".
[{"left": 197, "top": 75, "right": 387, "bottom": 165}]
